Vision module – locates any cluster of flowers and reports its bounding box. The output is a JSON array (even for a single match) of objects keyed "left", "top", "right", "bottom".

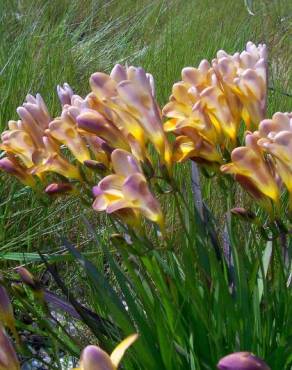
[
  {"left": 0, "top": 41, "right": 291, "bottom": 230},
  {"left": 0, "top": 279, "right": 270, "bottom": 370},
  {"left": 222, "top": 112, "right": 292, "bottom": 210}
]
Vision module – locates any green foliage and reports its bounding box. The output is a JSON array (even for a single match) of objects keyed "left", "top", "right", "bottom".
[{"left": 0, "top": 0, "right": 291, "bottom": 369}]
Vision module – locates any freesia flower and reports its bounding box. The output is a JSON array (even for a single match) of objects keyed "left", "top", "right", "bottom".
[
  {"left": 257, "top": 112, "right": 292, "bottom": 206},
  {"left": 92, "top": 149, "right": 164, "bottom": 229},
  {"left": 217, "top": 351, "right": 270, "bottom": 370},
  {"left": 48, "top": 109, "right": 91, "bottom": 164},
  {"left": 74, "top": 334, "right": 138, "bottom": 370},
  {"left": 0, "top": 157, "right": 35, "bottom": 186},
  {"left": 221, "top": 132, "right": 279, "bottom": 204},
  {"left": 0, "top": 326, "right": 20, "bottom": 370}
]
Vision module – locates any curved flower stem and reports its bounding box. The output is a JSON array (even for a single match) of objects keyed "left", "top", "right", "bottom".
[{"left": 173, "top": 192, "right": 192, "bottom": 246}]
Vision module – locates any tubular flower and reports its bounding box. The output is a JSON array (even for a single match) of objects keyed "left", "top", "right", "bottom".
[
  {"left": 77, "top": 109, "right": 131, "bottom": 152},
  {"left": 217, "top": 351, "right": 270, "bottom": 370},
  {"left": 74, "top": 334, "right": 138, "bottom": 370},
  {"left": 48, "top": 109, "right": 91, "bottom": 164},
  {"left": 30, "top": 136, "right": 81, "bottom": 180},
  {"left": 0, "top": 157, "right": 35, "bottom": 187},
  {"left": 163, "top": 42, "right": 267, "bottom": 166},
  {"left": 92, "top": 149, "right": 164, "bottom": 229},
  {"left": 257, "top": 112, "right": 292, "bottom": 204},
  {"left": 221, "top": 132, "right": 279, "bottom": 204},
  {"left": 172, "top": 133, "right": 222, "bottom": 164},
  {"left": 0, "top": 326, "right": 20, "bottom": 370},
  {"left": 89, "top": 64, "right": 172, "bottom": 168}
]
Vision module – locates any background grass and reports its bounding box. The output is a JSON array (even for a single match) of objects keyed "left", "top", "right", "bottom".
[{"left": 0, "top": 0, "right": 291, "bottom": 287}]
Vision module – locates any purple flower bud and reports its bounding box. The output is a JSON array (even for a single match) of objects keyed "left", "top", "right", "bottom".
[
  {"left": 45, "top": 183, "right": 73, "bottom": 195},
  {"left": 16, "top": 267, "right": 39, "bottom": 289},
  {"left": 230, "top": 208, "right": 256, "bottom": 221},
  {"left": 84, "top": 160, "right": 107, "bottom": 171},
  {"left": 217, "top": 352, "right": 270, "bottom": 370},
  {"left": 0, "top": 285, "right": 15, "bottom": 330},
  {"left": 80, "top": 345, "right": 115, "bottom": 370},
  {"left": 0, "top": 327, "right": 20, "bottom": 370},
  {"left": 57, "top": 83, "right": 74, "bottom": 106}
]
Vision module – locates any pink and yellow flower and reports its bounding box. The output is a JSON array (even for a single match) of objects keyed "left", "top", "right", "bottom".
[
  {"left": 92, "top": 149, "right": 164, "bottom": 229},
  {"left": 74, "top": 334, "right": 138, "bottom": 370},
  {"left": 221, "top": 132, "right": 279, "bottom": 204},
  {"left": 257, "top": 112, "right": 292, "bottom": 206}
]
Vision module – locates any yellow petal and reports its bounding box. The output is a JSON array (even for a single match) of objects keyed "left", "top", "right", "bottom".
[{"left": 110, "top": 333, "right": 138, "bottom": 368}]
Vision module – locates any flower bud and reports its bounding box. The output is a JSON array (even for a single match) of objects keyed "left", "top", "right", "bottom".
[
  {"left": 0, "top": 286, "right": 16, "bottom": 336},
  {"left": 217, "top": 352, "right": 270, "bottom": 370},
  {"left": 45, "top": 183, "right": 73, "bottom": 195},
  {"left": 80, "top": 345, "right": 115, "bottom": 370},
  {"left": 57, "top": 83, "right": 74, "bottom": 106},
  {"left": 0, "top": 326, "right": 20, "bottom": 370},
  {"left": 83, "top": 160, "right": 107, "bottom": 172},
  {"left": 230, "top": 208, "right": 256, "bottom": 222},
  {"left": 16, "top": 267, "right": 43, "bottom": 302}
]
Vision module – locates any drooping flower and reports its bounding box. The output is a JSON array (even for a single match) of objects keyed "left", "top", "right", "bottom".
[
  {"left": 74, "top": 333, "right": 138, "bottom": 370},
  {"left": 217, "top": 351, "right": 270, "bottom": 370},
  {"left": 92, "top": 149, "right": 164, "bottom": 229},
  {"left": 0, "top": 326, "right": 20, "bottom": 370},
  {"left": 221, "top": 132, "right": 279, "bottom": 204}
]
